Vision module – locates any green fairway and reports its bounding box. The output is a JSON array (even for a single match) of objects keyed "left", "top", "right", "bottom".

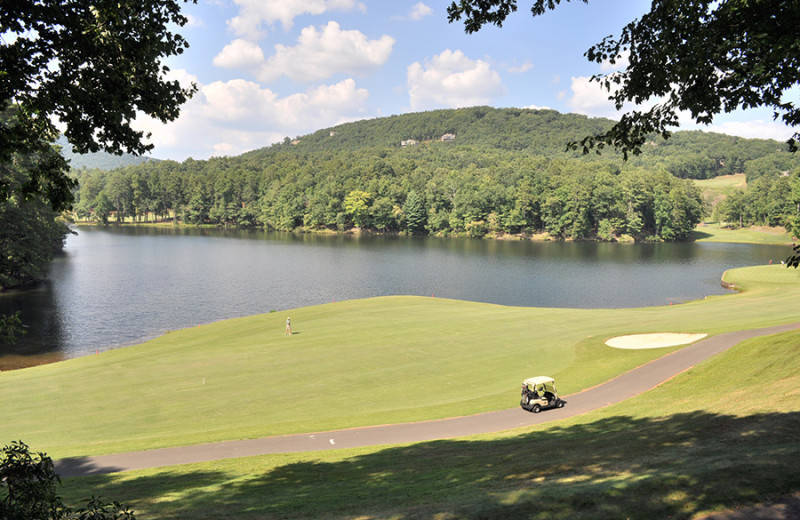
[
  {"left": 2, "top": 265, "right": 799, "bottom": 461},
  {"left": 694, "top": 173, "right": 746, "bottom": 219},
  {"left": 59, "top": 325, "right": 800, "bottom": 520},
  {"left": 694, "top": 173, "right": 747, "bottom": 191},
  {"left": 692, "top": 222, "right": 794, "bottom": 245},
  {"left": 691, "top": 173, "right": 795, "bottom": 246}
]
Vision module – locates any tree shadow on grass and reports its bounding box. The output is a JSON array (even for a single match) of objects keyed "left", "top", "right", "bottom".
[
  {"left": 690, "top": 230, "right": 715, "bottom": 241},
  {"left": 62, "top": 411, "right": 800, "bottom": 519}
]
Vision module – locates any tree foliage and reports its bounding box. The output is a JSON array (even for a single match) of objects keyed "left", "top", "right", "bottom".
[
  {"left": 446, "top": 0, "right": 800, "bottom": 157},
  {"left": 0, "top": 441, "right": 135, "bottom": 520},
  {"left": 69, "top": 107, "right": 765, "bottom": 242},
  {"left": 1, "top": 0, "right": 196, "bottom": 211},
  {"left": 0, "top": 311, "right": 26, "bottom": 345},
  {"left": 0, "top": 124, "right": 71, "bottom": 292}
]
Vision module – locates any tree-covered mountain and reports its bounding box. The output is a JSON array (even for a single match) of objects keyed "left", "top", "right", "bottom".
[
  {"left": 57, "top": 136, "right": 156, "bottom": 171},
  {"left": 279, "top": 107, "right": 612, "bottom": 154},
  {"left": 71, "top": 107, "right": 800, "bottom": 241}
]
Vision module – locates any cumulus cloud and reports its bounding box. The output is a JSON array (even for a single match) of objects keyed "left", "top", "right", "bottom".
[
  {"left": 409, "top": 2, "right": 433, "bottom": 20},
  {"left": 257, "top": 21, "right": 394, "bottom": 82},
  {"left": 213, "top": 39, "right": 266, "bottom": 70},
  {"left": 227, "top": 0, "right": 366, "bottom": 40},
  {"left": 567, "top": 75, "right": 616, "bottom": 116},
  {"left": 407, "top": 49, "right": 506, "bottom": 110},
  {"left": 568, "top": 74, "right": 668, "bottom": 121},
  {"left": 213, "top": 22, "right": 393, "bottom": 82},
  {"left": 134, "top": 72, "right": 370, "bottom": 159}
]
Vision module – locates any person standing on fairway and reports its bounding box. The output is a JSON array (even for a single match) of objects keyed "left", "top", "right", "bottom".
[{"left": 285, "top": 317, "right": 292, "bottom": 335}]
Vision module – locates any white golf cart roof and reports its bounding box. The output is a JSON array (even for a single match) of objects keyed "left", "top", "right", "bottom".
[{"left": 523, "top": 376, "right": 555, "bottom": 386}]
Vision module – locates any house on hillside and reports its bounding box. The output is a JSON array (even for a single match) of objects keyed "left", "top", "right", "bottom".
[
  {"left": 401, "top": 139, "right": 418, "bottom": 147},
  {"left": 441, "top": 133, "right": 455, "bottom": 142}
]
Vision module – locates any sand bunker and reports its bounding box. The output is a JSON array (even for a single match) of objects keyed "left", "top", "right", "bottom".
[{"left": 605, "top": 333, "right": 708, "bottom": 350}]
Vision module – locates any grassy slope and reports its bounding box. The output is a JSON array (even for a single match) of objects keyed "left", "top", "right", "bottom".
[
  {"left": 693, "top": 223, "right": 794, "bottom": 245},
  {"left": 692, "top": 173, "right": 795, "bottom": 245},
  {"left": 694, "top": 173, "right": 745, "bottom": 217},
  {"left": 2, "top": 266, "right": 799, "bottom": 461},
  {"left": 694, "top": 172, "right": 746, "bottom": 194},
  {"left": 60, "top": 326, "right": 800, "bottom": 520}
]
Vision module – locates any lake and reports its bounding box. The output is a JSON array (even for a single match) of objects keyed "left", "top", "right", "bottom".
[{"left": 0, "top": 226, "right": 791, "bottom": 370}]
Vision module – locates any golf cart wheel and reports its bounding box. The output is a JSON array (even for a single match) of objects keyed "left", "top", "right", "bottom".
[
  {"left": 556, "top": 400, "right": 565, "bottom": 408},
  {"left": 531, "top": 404, "right": 541, "bottom": 413}
]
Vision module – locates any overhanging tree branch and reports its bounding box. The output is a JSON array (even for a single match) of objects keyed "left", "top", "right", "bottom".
[
  {"left": 447, "top": 0, "right": 800, "bottom": 157},
  {"left": 1, "top": 0, "right": 198, "bottom": 211}
]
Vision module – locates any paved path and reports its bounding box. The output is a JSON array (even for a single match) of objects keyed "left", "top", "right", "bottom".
[{"left": 56, "top": 323, "right": 799, "bottom": 478}]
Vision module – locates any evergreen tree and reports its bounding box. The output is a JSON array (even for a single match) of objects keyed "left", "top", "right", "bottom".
[{"left": 403, "top": 190, "right": 427, "bottom": 234}]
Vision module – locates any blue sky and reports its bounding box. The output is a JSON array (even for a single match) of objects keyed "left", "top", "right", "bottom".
[{"left": 135, "top": 0, "right": 798, "bottom": 161}]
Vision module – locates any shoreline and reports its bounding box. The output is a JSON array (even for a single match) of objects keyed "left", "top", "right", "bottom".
[{"left": 68, "top": 219, "right": 795, "bottom": 246}]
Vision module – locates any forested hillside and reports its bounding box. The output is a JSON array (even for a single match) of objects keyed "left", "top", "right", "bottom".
[
  {"left": 71, "top": 107, "right": 800, "bottom": 241},
  {"left": 57, "top": 136, "right": 156, "bottom": 171}
]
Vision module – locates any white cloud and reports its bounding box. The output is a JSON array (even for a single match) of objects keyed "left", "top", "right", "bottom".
[
  {"left": 134, "top": 73, "right": 371, "bottom": 159},
  {"left": 227, "top": 0, "right": 366, "bottom": 40},
  {"left": 599, "top": 50, "right": 630, "bottom": 72},
  {"left": 161, "top": 68, "right": 199, "bottom": 95},
  {"left": 507, "top": 61, "right": 533, "bottom": 74},
  {"left": 277, "top": 78, "right": 370, "bottom": 127},
  {"left": 256, "top": 21, "right": 394, "bottom": 82},
  {"left": 407, "top": 49, "right": 506, "bottom": 111},
  {"left": 566, "top": 74, "right": 797, "bottom": 143},
  {"left": 184, "top": 13, "right": 205, "bottom": 28},
  {"left": 213, "top": 39, "right": 266, "bottom": 70},
  {"left": 200, "top": 79, "right": 279, "bottom": 127},
  {"left": 567, "top": 75, "right": 617, "bottom": 117},
  {"left": 213, "top": 23, "right": 394, "bottom": 83},
  {"left": 409, "top": 2, "right": 433, "bottom": 20},
  {"left": 699, "top": 120, "right": 797, "bottom": 142},
  {"left": 567, "top": 74, "right": 649, "bottom": 119}
]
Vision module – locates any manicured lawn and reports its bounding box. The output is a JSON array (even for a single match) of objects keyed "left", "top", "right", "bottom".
[
  {"left": 692, "top": 222, "right": 794, "bottom": 245},
  {"left": 59, "top": 327, "right": 800, "bottom": 519},
  {"left": 692, "top": 173, "right": 795, "bottom": 245},
  {"left": 694, "top": 172, "right": 747, "bottom": 191},
  {"left": 2, "top": 265, "right": 799, "bottom": 461},
  {"left": 694, "top": 173, "right": 746, "bottom": 217}
]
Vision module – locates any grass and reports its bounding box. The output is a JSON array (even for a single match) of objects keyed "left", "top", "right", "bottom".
[
  {"left": 2, "top": 265, "right": 799, "bottom": 461},
  {"left": 694, "top": 173, "right": 747, "bottom": 191},
  {"left": 691, "top": 173, "right": 795, "bottom": 245},
  {"left": 1, "top": 264, "right": 798, "bottom": 518},
  {"left": 692, "top": 222, "right": 794, "bottom": 245},
  {"left": 693, "top": 173, "right": 746, "bottom": 215},
  {"left": 58, "top": 327, "right": 800, "bottom": 519}
]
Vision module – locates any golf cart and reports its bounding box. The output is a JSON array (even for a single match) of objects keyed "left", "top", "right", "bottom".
[{"left": 520, "top": 376, "right": 566, "bottom": 413}]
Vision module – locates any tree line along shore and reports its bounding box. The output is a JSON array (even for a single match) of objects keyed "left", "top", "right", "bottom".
[{"left": 6, "top": 107, "right": 800, "bottom": 292}]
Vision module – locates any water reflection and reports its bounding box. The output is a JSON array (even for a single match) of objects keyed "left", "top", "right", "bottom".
[{"left": 0, "top": 225, "right": 791, "bottom": 370}]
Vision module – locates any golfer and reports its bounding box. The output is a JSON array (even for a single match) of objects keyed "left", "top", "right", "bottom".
[{"left": 285, "top": 317, "right": 292, "bottom": 335}]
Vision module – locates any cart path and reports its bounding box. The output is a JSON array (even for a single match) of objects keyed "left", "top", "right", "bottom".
[{"left": 55, "top": 322, "right": 799, "bottom": 478}]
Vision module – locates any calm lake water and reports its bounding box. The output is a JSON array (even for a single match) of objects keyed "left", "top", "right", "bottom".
[{"left": 0, "top": 226, "right": 791, "bottom": 369}]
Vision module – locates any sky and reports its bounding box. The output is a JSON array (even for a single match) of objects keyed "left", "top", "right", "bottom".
[{"left": 133, "top": 0, "right": 798, "bottom": 161}]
